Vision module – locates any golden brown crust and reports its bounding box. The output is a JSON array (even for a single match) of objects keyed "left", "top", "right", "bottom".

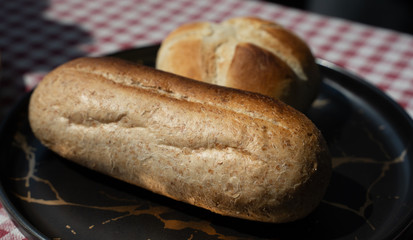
[
  {"left": 29, "top": 57, "right": 331, "bottom": 223},
  {"left": 156, "top": 17, "right": 321, "bottom": 112},
  {"left": 226, "top": 42, "right": 296, "bottom": 100}
]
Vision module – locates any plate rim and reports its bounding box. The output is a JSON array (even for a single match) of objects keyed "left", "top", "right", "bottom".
[
  {"left": 0, "top": 47, "right": 412, "bottom": 240},
  {"left": 0, "top": 91, "right": 48, "bottom": 240}
]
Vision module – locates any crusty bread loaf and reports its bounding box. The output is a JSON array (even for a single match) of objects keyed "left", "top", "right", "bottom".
[
  {"left": 29, "top": 57, "right": 331, "bottom": 223},
  {"left": 156, "top": 17, "right": 320, "bottom": 112}
]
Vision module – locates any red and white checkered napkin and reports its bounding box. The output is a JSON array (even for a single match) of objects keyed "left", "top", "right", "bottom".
[
  {"left": 0, "top": 203, "right": 26, "bottom": 240},
  {"left": 1, "top": 0, "right": 413, "bottom": 238},
  {"left": 298, "top": 16, "right": 413, "bottom": 116},
  {"left": 250, "top": 7, "right": 413, "bottom": 117},
  {"left": 1, "top": 0, "right": 413, "bottom": 121},
  {"left": 42, "top": 0, "right": 413, "bottom": 118}
]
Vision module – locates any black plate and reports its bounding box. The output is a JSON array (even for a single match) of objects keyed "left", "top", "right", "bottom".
[{"left": 1, "top": 45, "right": 413, "bottom": 240}]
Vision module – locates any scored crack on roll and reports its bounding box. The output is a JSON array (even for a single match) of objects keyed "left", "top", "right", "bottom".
[{"left": 156, "top": 16, "right": 321, "bottom": 112}]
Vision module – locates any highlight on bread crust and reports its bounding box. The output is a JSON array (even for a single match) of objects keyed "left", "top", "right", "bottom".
[
  {"left": 156, "top": 17, "right": 321, "bottom": 112},
  {"left": 29, "top": 57, "right": 331, "bottom": 223}
]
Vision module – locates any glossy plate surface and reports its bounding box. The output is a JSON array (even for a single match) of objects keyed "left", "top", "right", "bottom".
[{"left": 1, "top": 45, "right": 412, "bottom": 240}]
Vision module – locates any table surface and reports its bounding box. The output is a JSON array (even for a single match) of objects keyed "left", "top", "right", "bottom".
[{"left": 1, "top": 0, "right": 413, "bottom": 239}]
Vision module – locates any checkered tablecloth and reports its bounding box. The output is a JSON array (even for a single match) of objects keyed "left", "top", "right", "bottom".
[{"left": 1, "top": 0, "right": 413, "bottom": 239}]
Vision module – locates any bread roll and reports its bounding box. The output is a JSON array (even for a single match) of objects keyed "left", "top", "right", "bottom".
[
  {"left": 29, "top": 57, "right": 331, "bottom": 223},
  {"left": 156, "top": 17, "right": 320, "bottom": 112}
]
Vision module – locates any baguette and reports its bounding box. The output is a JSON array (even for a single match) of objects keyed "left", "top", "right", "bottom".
[{"left": 28, "top": 57, "right": 331, "bottom": 223}]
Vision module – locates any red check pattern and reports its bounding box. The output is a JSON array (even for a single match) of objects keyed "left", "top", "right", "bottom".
[
  {"left": 0, "top": 202, "right": 27, "bottom": 240},
  {"left": 1, "top": 0, "right": 413, "bottom": 238}
]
